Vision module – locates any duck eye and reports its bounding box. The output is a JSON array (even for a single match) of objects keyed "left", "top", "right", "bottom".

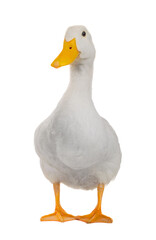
[{"left": 82, "top": 31, "right": 86, "bottom": 37}]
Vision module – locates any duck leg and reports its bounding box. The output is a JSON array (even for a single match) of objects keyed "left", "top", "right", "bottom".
[
  {"left": 76, "top": 184, "right": 113, "bottom": 223},
  {"left": 40, "top": 183, "right": 76, "bottom": 222}
]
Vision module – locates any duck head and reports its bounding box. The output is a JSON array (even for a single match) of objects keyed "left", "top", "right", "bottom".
[{"left": 51, "top": 25, "right": 95, "bottom": 68}]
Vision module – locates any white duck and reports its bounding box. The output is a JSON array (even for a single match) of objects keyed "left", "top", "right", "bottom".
[{"left": 34, "top": 25, "right": 121, "bottom": 223}]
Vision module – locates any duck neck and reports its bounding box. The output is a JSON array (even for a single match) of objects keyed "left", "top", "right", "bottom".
[{"left": 67, "top": 61, "right": 93, "bottom": 101}]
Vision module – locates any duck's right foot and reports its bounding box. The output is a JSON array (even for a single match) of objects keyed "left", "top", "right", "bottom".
[{"left": 40, "top": 206, "right": 76, "bottom": 222}]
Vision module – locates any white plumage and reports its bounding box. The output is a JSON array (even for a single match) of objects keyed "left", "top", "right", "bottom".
[{"left": 34, "top": 25, "right": 121, "bottom": 191}]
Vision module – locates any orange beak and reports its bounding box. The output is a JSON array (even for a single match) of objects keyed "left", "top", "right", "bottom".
[{"left": 51, "top": 38, "right": 80, "bottom": 68}]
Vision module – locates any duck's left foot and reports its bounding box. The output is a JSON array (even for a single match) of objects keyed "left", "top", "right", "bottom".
[
  {"left": 40, "top": 206, "right": 76, "bottom": 222},
  {"left": 76, "top": 208, "right": 113, "bottom": 223}
]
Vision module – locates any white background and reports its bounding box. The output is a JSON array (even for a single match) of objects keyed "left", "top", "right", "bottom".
[{"left": 0, "top": 0, "right": 156, "bottom": 239}]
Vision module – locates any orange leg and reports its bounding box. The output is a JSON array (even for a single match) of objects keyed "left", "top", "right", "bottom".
[
  {"left": 76, "top": 184, "right": 113, "bottom": 223},
  {"left": 40, "top": 183, "right": 76, "bottom": 222}
]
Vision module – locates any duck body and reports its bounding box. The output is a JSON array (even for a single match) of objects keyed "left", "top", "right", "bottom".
[{"left": 35, "top": 60, "right": 121, "bottom": 190}]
